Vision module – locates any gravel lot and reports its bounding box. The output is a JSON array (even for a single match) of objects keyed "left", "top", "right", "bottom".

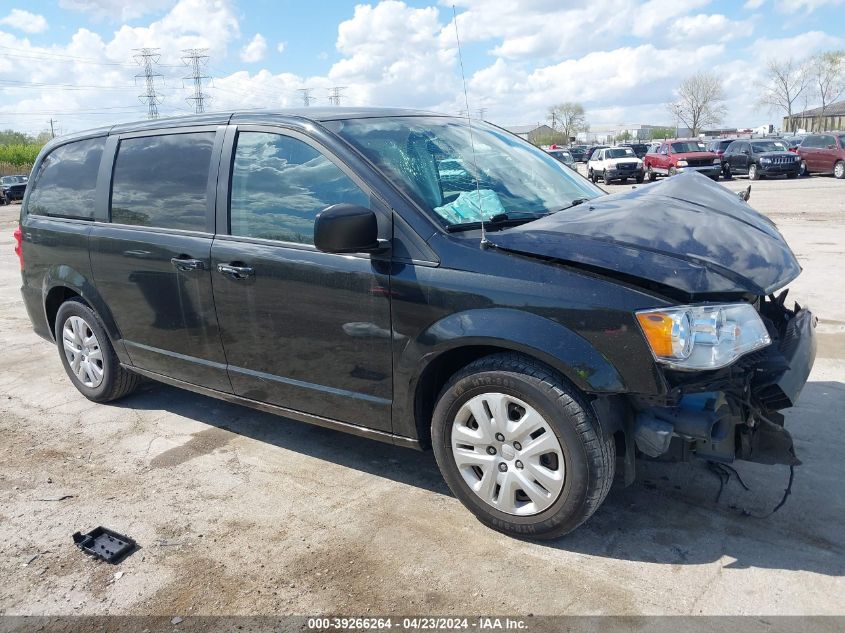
[{"left": 0, "top": 173, "right": 843, "bottom": 617}]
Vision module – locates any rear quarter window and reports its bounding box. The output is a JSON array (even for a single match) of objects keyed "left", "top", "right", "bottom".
[
  {"left": 110, "top": 132, "right": 215, "bottom": 231},
  {"left": 26, "top": 137, "right": 105, "bottom": 219}
]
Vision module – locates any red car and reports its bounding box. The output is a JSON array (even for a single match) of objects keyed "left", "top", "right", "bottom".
[
  {"left": 644, "top": 140, "right": 722, "bottom": 181},
  {"left": 796, "top": 132, "right": 845, "bottom": 178}
]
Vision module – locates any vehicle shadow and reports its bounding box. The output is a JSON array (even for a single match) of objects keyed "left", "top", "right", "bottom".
[{"left": 113, "top": 378, "right": 844, "bottom": 576}]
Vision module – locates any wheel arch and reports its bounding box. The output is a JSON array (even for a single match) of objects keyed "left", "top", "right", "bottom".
[
  {"left": 41, "top": 267, "right": 129, "bottom": 364},
  {"left": 395, "top": 308, "right": 628, "bottom": 447}
]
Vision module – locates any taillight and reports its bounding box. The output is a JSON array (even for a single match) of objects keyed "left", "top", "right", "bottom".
[{"left": 13, "top": 226, "right": 23, "bottom": 270}]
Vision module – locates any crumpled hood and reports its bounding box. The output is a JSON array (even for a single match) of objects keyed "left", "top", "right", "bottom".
[{"left": 491, "top": 172, "right": 801, "bottom": 297}]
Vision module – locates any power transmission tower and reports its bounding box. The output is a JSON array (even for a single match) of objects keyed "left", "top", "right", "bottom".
[
  {"left": 476, "top": 107, "right": 488, "bottom": 120},
  {"left": 297, "top": 88, "right": 315, "bottom": 106},
  {"left": 328, "top": 86, "right": 346, "bottom": 106},
  {"left": 182, "top": 48, "right": 211, "bottom": 114},
  {"left": 133, "top": 48, "right": 163, "bottom": 119}
]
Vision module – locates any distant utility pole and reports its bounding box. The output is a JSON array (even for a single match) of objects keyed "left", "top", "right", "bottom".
[
  {"left": 133, "top": 48, "right": 163, "bottom": 119},
  {"left": 328, "top": 86, "right": 346, "bottom": 106},
  {"left": 476, "top": 108, "right": 487, "bottom": 120},
  {"left": 49, "top": 118, "right": 56, "bottom": 138},
  {"left": 182, "top": 48, "right": 211, "bottom": 114},
  {"left": 297, "top": 88, "right": 315, "bottom": 106}
]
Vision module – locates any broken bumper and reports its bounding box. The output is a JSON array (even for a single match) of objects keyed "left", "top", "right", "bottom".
[{"left": 634, "top": 307, "right": 817, "bottom": 466}]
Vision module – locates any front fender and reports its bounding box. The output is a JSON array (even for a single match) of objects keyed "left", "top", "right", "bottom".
[{"left": 392, "top": 307, "right": 631, "bottom": 440}]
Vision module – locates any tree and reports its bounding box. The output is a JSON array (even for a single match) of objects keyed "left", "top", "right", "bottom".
[
  {"left": 810, "top": 50, "right": 845, "bottom": 130},
  {"left": 614, "top": 131, "right": 632, "bottom": 143},
  {"left": 647, "top": 126, "right": 675, "bottom": 140},
  {"left": 547, "top": 102, "right": 589, "bottom": 143},
  {"left": 667, "top": 71, "right": 727, "bottom": 136},
  {"left": 757, "top": 57, "right": 809, "bottom": 133}
]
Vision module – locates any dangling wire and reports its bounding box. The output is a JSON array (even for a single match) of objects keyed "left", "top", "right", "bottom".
[{"left": 452, "top": 4, "right": 487, "bottom": 247}]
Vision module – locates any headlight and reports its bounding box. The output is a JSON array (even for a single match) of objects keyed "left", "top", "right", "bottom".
[
  {"left": 635, "top": 303, "right": 771, "bottom": 371},
  {"left": 676, "top": 160, "right": 688, "bottom": 167},
  {"left": 761, "top": 157, "right": 771, "bottom": 164}
]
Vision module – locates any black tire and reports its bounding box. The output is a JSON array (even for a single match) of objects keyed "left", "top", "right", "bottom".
[
  {"left": 646, "top": 166, "right": 656, "bottom": 181},
  {"left": 835, "top": 160, "right": 844, "bottom": 179},
  {"left": 787, "top": 172, "right": 798, "bottom": 179},
  {"left": 55, "top": 298, "right": 140, "bottom": 402},
  {"left": 431, "top": 353, "right": 615, "bottom": 539},
  {"left": 635, "top": 173, "right": 644, "bottom": 184},
  {"left": 723, "top": 165, "right": 732, "bottom": 179},
  {"left": 668, "top": 166, "right": 677, "bottom": 177},
  {"left": 799, "top": 160, "right": 808, "bottom": 177},
  {"left": 603, "top": 170, "right": 611, "bottom": 184},
  {"left": 589, "top": 169, "right": 596, "bottom": 183},
  {"left": 749, "top": 163, "right": 759, "bottom": 180}
]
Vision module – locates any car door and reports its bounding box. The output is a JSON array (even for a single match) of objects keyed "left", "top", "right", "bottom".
[
  {"left": 736, "top": 142, "right": 750, "bottom": 173},
  {"left": 819, "top": 134, "right": 837, "bottom": 172},
  {"left": 801, "top": 135, "right": 819, "bottom": 171},
  {"left": 89, "top": 127, "right": 231, "bottom": 391},
  {"left": 210, "top": 125, "right": 393, "bottom": 431}
]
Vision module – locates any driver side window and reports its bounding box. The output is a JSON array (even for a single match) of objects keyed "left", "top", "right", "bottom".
[{"left": 229, "top": 132, "right": 369, "bottom": 244}]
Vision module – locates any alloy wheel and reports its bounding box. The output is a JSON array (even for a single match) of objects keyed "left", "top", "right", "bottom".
[
  {"left": 450, "top": 392, "right": 565, "bottom": 516},
  {"left": 62, "top": 315, "right": 104, "bottom": 388},
  {"left": 835, "top": 161, "right": 844, "bottom": 179}
]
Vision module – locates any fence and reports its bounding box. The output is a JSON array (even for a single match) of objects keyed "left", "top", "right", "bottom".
[{"left": 0, "top": 161, "right": 34, "bottom": 177}]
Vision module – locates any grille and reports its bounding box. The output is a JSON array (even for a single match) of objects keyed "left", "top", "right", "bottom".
[
  {"left": 686, "top": 158, "right": 714, "bottom": 167},
  {"left": 765, "top": 156, "right": 795, "bottom": 165}
]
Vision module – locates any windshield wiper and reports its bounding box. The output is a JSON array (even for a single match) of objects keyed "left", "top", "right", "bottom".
[
  {"left": 549, "top": 198, "right": 591, "bottom": 214},
  {"left": 445, "top": 213, "right": 540, "bottom": 233}
]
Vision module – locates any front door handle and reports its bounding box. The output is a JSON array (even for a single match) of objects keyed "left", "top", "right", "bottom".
[
  {"left": 171, "top": 256, "right": 206, "bottom": 271},
  {"left": 217, "top": 263, "right": 255, "bottom": 279}
]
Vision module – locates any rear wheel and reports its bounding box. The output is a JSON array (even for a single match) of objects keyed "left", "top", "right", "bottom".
[
  {"left": 431, "top": 353, "right": 615, "bottom": 539},
  {"left": 835, "top": 161, "right": 844, "bottom": 179},
  {"left": 588, "top": 169, "right": 596, "bottom": 183},
  {"left": 55, "top": 299, "right": 140, "bottom": 402}
]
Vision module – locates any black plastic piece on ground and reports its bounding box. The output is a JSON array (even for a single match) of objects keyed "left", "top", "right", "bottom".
[{"left": 72, "top": 527, "right": 137, "bottom": 564}]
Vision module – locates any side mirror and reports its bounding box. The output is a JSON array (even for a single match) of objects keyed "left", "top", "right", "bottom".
[
  {"left": 314, "top": 204, "right": 389, "bottom": 254},
  {"left": 828, "top": 144, "right": 837, "bottom": 150}
]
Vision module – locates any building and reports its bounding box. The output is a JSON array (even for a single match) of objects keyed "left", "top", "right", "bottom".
[
  {"left": 576, "top": 124, "right": 685, "bottom": 144},
  {"left": 502, "top": 124, "right": 556, "bottom": 143},
  {"left": 783, "top": 101, "right": 845, "bottom": 133}
]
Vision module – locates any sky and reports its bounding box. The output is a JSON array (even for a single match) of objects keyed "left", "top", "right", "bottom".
[{"left": 0, "top": 0, "right": 844, "bottom": 136}]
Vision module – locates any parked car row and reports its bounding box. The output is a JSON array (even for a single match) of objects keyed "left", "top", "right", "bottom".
[{"left": 545, "top": 131, "right": 844, "bottom": 184}]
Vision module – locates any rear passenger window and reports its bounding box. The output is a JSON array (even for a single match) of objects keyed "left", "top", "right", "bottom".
[
  {"left": 27, "top": 137, "right": 104, "bottom": 219},
  {"left": 229, "top": 132, "right": 369, "bottom": 244},
  {"left": 111, "top": 132, "right": 215, "bottom": 231}
]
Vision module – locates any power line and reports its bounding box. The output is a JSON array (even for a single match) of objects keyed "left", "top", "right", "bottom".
[
  {"left": 134, "top": 48, "right": 163, "bottom": 120},
  {"left": 328, "top": 86, "right": 346, "bottom": 106},
  {"left": 182, "top": 48, "right": 211, "bottom": 114},
  {"left": 297, "top": 87, "right": 315, "bottom": 106}
]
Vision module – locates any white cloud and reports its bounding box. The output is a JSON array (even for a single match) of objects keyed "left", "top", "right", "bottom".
[
  {"left": 0, "top": 9, "right": 49, "bottom": 34},
  {"left": 744, "top": 0, "right": 765, "bottom": 8},
  {"left": 776, "top": 0, "right": 843, "bottom": 13},
  {"left": 58, "top": 0, "right": 177, "bottom": 21},
  {"left": 668, "top": 14, "right": 753, "bottom": 44},
  {"left": 276, "top": 41, "right": 286, "bottom": 54},
  {"left": 240, "top": 33, "right": 267, "bottom": 63}
]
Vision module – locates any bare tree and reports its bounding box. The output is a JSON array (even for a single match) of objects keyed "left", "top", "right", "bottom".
[
  {"left": 810, "top": 50, "right": 845, "bottom": 130},
  {"left": 547, "top": 102, "right": 588, "bottom": 142},
  {"left": 757, "top": 57, "right": 809, "bottom": 133},
  {"left": 667, "top": 71, "right": 727, "bottom": 136}
]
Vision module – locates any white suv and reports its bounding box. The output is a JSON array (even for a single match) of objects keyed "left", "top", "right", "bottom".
[{"left": 588, "top": 147, "right": 644, "bottom": 184}]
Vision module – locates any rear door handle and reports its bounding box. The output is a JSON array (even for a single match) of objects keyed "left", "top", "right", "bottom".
[
  {"left": 217, "top": 263, "right": 255, "bottom": 279},
  {"left": 171, "top": 256, "right": 206, "bottom": 271}
]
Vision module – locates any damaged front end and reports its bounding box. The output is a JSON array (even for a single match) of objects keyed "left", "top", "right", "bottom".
[{"left": 633, "top": 291, "right": 817, "bottom": 467}]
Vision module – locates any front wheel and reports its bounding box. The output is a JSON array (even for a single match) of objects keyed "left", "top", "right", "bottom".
[
  {"left": 835, "top": 160, "right": 844, "bottom": 179},
  {"left": 588, "top": 169, "right": 596, "bottom": 183},
  {"left": 668, "top": 166, "right": 677, "bottom": 177},
  {"left": 799, "top": 160, "right": 808, "bottom": 177},
  {"left": 55, "top": 299, "right": 140, "bottom": 402},
  {"left": 646, "top": 166, "right": 656, "bottom": 181},
  {"left": 749, "top": 163, "right": 759, "bottom": 180},
  {"left": 431, "top": 353, "right": 615, "bottom": 539},
  {"left": 603, "top": 170, "right": 612, "bottom": 184},
  {"left": 723, "top": 165, "right": 732, "bottom": 179}
]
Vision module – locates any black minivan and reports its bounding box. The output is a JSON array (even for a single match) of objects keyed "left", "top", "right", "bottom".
[{"left": 16, "top": 108, "right": 816, "bottom": 538}]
